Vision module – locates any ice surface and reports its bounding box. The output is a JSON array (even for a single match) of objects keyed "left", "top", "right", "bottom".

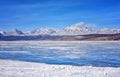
[
  {"left": 0, "top": 41, "right": 120, "bottom": 77},
  {"left": 0, "top": 41, "right": 120, "bottom": 67}
]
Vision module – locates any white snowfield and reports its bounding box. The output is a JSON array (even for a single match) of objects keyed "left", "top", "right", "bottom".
[{"left": 0, "top": 59, "right": 120, "bottom": 77}]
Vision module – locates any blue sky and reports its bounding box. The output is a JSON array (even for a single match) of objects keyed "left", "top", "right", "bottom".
[{"left": 0, "top": 0, "right": 120, "bottom": 32}]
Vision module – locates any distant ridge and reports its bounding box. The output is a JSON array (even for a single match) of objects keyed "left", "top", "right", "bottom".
[
  {"left": 0, "top": 22, "right": 120, "bottom": 41},
  {"left": 0, "top": 22, "right": 120, "bottom": 36}
]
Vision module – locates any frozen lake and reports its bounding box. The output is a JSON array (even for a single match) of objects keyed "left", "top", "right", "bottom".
[{"left": 0, "top": 41, "right": 120, "bottom": 67}]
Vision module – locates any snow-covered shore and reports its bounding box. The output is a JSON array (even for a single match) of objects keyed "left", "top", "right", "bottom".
[{"left": 0, "top": 59, "right": 120, "bottom": 77}]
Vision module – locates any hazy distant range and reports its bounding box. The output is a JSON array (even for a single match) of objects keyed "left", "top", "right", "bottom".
[{"left": 0, "top": 22, "right": 120, "bottom": 41}]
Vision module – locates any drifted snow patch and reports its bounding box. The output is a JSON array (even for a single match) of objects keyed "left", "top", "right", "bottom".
[{"left": 0, "top": 59, "right": 120, "bottom": 77}]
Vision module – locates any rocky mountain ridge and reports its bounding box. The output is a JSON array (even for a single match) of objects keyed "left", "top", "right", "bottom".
[{"left": 0, "top": 22, "right": 120, "bottom": 36}]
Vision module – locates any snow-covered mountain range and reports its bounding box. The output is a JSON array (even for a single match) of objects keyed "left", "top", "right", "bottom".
[{"left": 0, "top": 22, "right": 120, "bottom": 36}]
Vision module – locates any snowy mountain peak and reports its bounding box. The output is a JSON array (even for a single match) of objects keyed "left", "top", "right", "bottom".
[
  {"left": 31, "top": 28, "right": 56, "bottom": 35},
  {"left": 12, "top": 29, "right": 23, "bottom": 33},
  {"left": 56, "top": 22, "right": 95, "bottom": 35},
  {"left": 0, "top": 31, "right": 6, "bottom": 35},
  {"left": 64, "top": 22, "right": 93, "bottom": 32},
  {"left": 1, "top": 22, "right": 120, "bottom": 36},
  {"left": 5, "top": 29, "right": 23, "bottom": 36},
  {"left": 70, "top": 22, "right": 85, "bottom": 28}
]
